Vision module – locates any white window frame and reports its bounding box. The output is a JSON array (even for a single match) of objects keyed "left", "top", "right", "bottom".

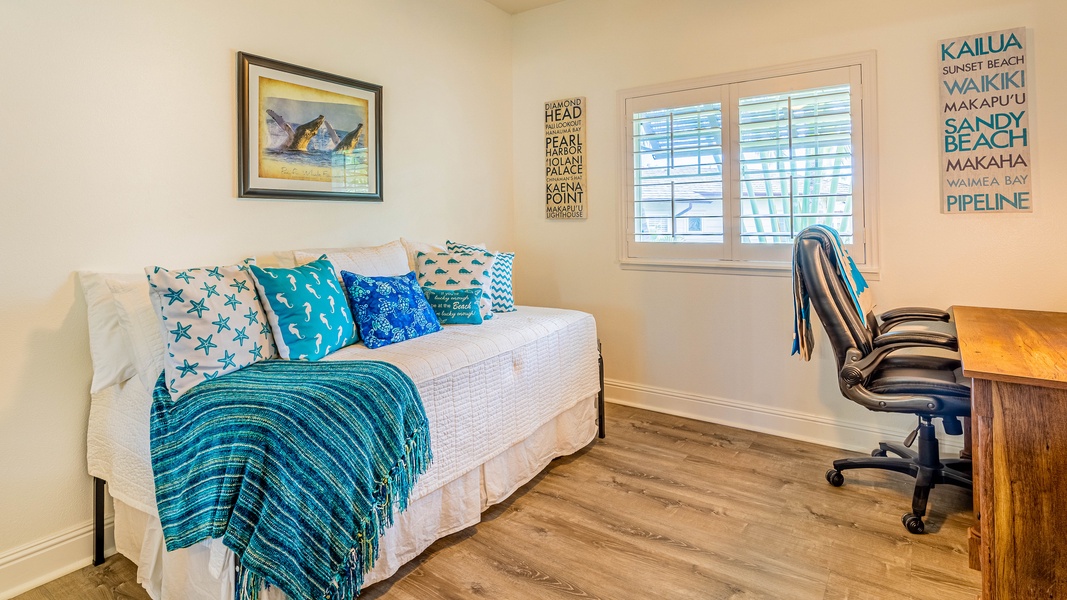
[{"left": 617, "top": 52, "right": 880, "bottom": 276}]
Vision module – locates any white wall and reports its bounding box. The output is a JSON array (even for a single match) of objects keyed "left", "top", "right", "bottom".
[
  {"left": 511, "top": 0, "right": 1067, "bottom": 445},
  {"left": 0, "top": 0, "right": 512, "bottom": 590}
]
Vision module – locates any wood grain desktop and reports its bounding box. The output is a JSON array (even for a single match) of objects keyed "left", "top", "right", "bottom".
[{"left": 953, "top": 306, "right": 1067, "bottom": 600}]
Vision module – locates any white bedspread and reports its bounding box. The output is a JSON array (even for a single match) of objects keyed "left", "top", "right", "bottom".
[{"left": 87, "top": 306, "right": 600, "bottom": 518}]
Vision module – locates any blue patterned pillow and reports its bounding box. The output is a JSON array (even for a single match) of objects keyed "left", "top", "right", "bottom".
[
  {"left": 422, "top": 288, "right": 484, "bottom": 325},
  {"left": 446, "top": 241, "right": 516, "bottom": 312},
  {"left": 146, "top": 260, "right": 275, "bottom": 399},
  {"left": 250, "top": 257, "right": 357, "bottom": 360},
  {"left": 342, "top": 271, "right": 443, "bottom": 349}
]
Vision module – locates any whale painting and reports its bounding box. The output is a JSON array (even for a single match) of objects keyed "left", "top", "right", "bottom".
[
  {"left": 238, "top": 52, "right": 382, "bottom": 201},
  {"left": 258, "top": 82, "right": 368, "bottom": 184}
]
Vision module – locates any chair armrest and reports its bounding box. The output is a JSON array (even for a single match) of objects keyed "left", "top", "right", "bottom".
[
  {"left": 840, "top": 331, "right": 959, "bottom": 385},
  {"left": 840, "top": 385, "right": 960, "bottom": 415},
  {"left": 871, "top": 330, "right": 958, "bottom": 351},
  {"left": 877, "top": 306, "right": 951, "bottom": 332}
]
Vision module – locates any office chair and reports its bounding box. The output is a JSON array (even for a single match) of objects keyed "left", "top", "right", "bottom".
[{"left": 793, "top": 227, "right": 972, "bottom": 534}]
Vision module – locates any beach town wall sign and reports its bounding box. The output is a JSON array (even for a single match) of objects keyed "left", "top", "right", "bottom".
[
  {"left": 545, "top": 97, "right": 586, "bottom": 219},
  {"left": 939, "top": 27, "right": 1031, "bottom": 213}
]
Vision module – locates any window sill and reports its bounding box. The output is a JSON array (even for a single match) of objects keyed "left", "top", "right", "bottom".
[{"left": 619, "top": 258, "right": 880, "bottom": 280}]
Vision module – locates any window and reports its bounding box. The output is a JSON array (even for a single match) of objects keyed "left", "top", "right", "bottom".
[{"left": 619, "top": 53, "right": 877, "bottom": 273}]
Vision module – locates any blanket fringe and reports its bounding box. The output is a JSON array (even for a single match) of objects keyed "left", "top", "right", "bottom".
[
  {"left": 235, "top": 424, "right": 432, "bottom": 600},
  {"left": 326, "top": 424, "right": 432, "bottom": 599},
  {"left": 237, "top": 564, "right": 262, "bottom": 600}
]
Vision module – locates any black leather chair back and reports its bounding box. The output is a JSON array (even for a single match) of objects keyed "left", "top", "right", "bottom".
[{"left": 794, "top": 229, "right": 873, "bottom": 369}]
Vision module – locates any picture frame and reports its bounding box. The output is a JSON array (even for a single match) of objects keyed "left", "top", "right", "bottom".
[{"left": 237, "top": 52, "right": 383, "bottom": 201}]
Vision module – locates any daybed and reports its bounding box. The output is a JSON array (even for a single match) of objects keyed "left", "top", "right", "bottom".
[{"left": 82, "top": 242, "right": 603, "bottom": 600}]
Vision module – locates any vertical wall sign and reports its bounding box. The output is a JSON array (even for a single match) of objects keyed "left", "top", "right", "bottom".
[
  {"left": 545, "top": 97, "right": 586, "bottom": 219},
  {"left": 939, "top": 27, "right": 1031, "bottom": 213}
]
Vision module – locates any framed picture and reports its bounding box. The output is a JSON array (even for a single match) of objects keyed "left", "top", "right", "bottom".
[{"left": 237, "top": 52, "right": 382, "bottom": 201}]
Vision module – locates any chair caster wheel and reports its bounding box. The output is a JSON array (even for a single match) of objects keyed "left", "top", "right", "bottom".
[
  {"left": 826, "top": 469, "right": 844, "bottom": 487},
  {"left": 871, "top": 449, "right": 887, "bottom": 457},
  {"left": 902, "top": 513, "right": 925, "bottom": 534}
]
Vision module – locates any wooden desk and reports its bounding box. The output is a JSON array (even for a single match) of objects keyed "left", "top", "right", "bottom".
[{"left": 952, "top": 306, "right": 1067, "bottom": 599}]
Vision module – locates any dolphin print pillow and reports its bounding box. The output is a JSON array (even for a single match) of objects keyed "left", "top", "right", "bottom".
[{"left": 250, "top": 257, "right": 357, "bottom": 360}]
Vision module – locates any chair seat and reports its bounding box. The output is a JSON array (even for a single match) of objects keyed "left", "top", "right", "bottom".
[{"left": 867, "top": 355, "right": 971, "bottom": 411}]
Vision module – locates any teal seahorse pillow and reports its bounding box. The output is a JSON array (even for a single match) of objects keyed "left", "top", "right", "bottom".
[
  {"left": 414, "top": 251, "right": 496, "bottom": 319},
  {"left": 341, "top": 271, "right": 442, "bottom": 349},
  {"left": 145, "top": 260, "right": 275, "bottom": 399},
  {"left": 250, "top": 257, "right": 357, "bottom": 360},
  {"left": 446, "top": 241, "right": 516, "bottom": 313}
]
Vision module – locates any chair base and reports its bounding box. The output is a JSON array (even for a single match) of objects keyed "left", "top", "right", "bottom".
[{"left": 826, "top": 419, "right": 972, "bottom": 534}]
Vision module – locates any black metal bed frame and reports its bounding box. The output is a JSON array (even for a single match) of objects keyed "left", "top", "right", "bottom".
[{"left": 93, "top": 343, "right": 606, "bottom": 567}]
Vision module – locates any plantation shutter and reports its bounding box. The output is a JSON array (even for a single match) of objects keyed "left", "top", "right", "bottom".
[
  {"left": 619, "top": 56, "right": 874, "bottom": 270},
  {"left": 732, "top": 66, "right": 866, "bottom": 263},
  {"left": 625, "top": 86, "right": 730, "bottom": 261}
]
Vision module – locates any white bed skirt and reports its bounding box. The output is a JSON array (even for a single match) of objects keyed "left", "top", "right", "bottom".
[{"left": 114, "top": 394, "right": 598, "bottom": 600}]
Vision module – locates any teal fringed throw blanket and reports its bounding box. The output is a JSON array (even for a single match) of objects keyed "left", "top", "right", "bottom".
[
  {"left": 150, "top": 360, "right": 432, "bottom": 600},
  {"left": 792, "top": 224, "right": 873, "bottom": 360}
]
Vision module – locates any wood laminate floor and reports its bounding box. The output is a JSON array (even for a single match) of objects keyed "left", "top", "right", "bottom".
[{"left": 15, "top": 404, "right": 980, "bottom": 599}]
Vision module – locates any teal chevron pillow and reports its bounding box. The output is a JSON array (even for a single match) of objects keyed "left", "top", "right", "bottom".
[
  {"left": 446, "top": 241, "right": 516, "bottom": 312},
  {"left": 414, "top": 251, "right": 495, "bottom": 319},
  {"left": 146, "top": 259, "right": 275, "bottom": 399},
  {"left": 250, "top": 257, "right": 357, "bottom": 360},
  {"left": 341, "top": 271, "right": 442, "bottom": 349},
  {"left": 422, "top": 287, "right": 484, "bottom": 325}
]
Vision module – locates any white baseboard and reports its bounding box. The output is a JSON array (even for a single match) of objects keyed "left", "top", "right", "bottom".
[
  {"left": 604, "top": 378, "right": 965, "bottom": 455},
  {"left": 0, "top": 516, "right": 115, "bottom": 600}
]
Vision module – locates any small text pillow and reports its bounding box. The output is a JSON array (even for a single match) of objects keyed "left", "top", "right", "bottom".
[{"left": 422, "top": 288, "right": 484, "bottom": 325}]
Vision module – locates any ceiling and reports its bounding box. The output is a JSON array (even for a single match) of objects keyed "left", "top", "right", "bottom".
[{"left": 483, "top": 0, "right": 566, "bottom": 14}]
